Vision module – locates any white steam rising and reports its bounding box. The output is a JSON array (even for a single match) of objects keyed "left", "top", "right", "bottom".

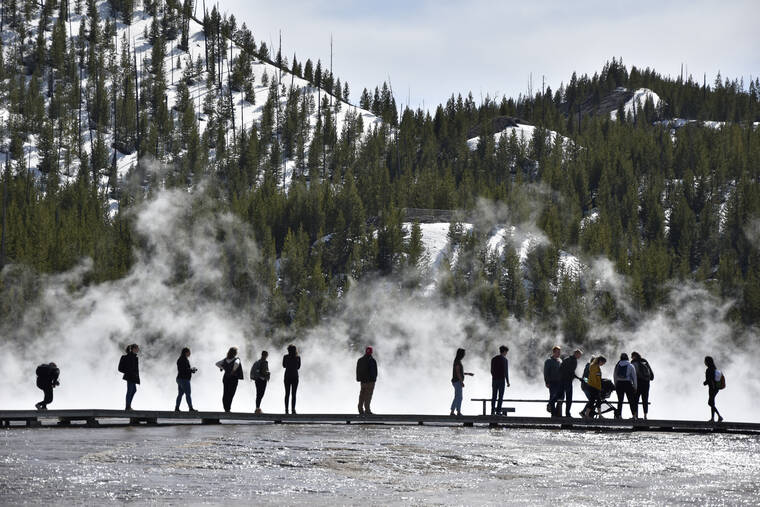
[{"left": 0, "top": 186, "right": 758, "bottom": 422}]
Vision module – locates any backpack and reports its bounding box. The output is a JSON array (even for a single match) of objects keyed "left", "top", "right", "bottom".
[
  {"left": 118, "top": 354, "right": 127, "bottom": 373},
  {"left": 36, "top": 364, "right": 48, "bottom": 378},
  {"left": 715, "top": 370, "right": 726, "bottom": 390},
  {"left": 636, "top": 360, "right": 651, "bottom": 382},
  {"left": 614, "top": 362, "right": 628, "bottom": 380},
  {"left": 250, "top": 361, "right": 260, "bottom": 380}
]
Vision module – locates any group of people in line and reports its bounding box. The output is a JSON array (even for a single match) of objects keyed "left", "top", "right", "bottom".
[{"left": 31, "top": 344, "right": 726, "bottom": 422}]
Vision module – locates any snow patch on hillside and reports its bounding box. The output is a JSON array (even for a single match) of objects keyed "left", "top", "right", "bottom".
[
  {"left": 465, "top": 122, "right": 568, "bottom": 151},
  {"left": 610, "top": 88, "right": 661, "bottom": 121}
]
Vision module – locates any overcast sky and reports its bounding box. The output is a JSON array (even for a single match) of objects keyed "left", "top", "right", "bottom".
[{"left": 221, "top": 0, "right": 759, "bottom": 110}]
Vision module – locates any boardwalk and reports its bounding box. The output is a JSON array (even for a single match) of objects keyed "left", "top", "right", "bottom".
[{"left": 1, "top": 410, "right": 757, "bottom": 435}]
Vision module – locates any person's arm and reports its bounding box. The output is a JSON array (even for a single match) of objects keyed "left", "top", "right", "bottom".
[
  {"left": 283, "top": 356, "right": 287, "bottom": 368},
  {"left": 648, "top": 362, "right": 654, "bottom": 381},
  {"left": 505, "top": 358, "right": 510, "bottom": 386},
  {"left": 296, "top": 356, "right": 301, "bottom": 370},
  {"left": 370, "top": 358, "right": 377, "bottom": 380},
  {"left": 356, "top": 359, "right": 361, "bottom": 382},
  {"left": 630, "top": 364, "right": 637, "bottom": 391},
  {"left": 490, "top": 357, "right": 496, "bottom": 377},
  {"left": 232, "top": 358, "right": 240, "bottom": 372},
  {"left": 543, "top": 360, "right": 550, "bottom": 387},
  {"left": 215, "top": 359, "right": 225, "bottom": 370}
]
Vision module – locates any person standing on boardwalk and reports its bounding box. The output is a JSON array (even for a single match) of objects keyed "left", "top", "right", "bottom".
[
  {"left": 581, "top": 356, "right": 606, "bottom": 418},
  {"left": 630, "top": 351, "right": 654, "bottom": 419},
  {"left": 250, "top": 351, "right": 270, "bottom": 414},
  {"left": 613, "top": 353, "right": 638, "bottom": 419},
  {"left": 703, "top": 356, "right": 724, "bottom": 423},
  {"left": 559, "top": 349, "right": 582, "bottom": 418},
  {"left": 175, "top": 347, "right": 197, "bottom": 412},
  {"left": 543, "top": 346, "right": 563, "bottom": 417},
  {"left": 356, "top": 347, "right": 378, "bottom": 415},
  {"left": 490, "top": 345, "right": 510, "bottom": 415},
  {"left": 450, "top": 348, "right": 473, "bottom": 416},
  {"left": 118, "top": 344, "right": 140, "bottom": 411},
  {"left": 283, "top": 345, "right": 300, "bottom": 414},
  {"left": 216, "top": 347, "right": 243, "bottom": 412},
  {"left": 34, "top": 362, "right": 60, "bottom": 410}
]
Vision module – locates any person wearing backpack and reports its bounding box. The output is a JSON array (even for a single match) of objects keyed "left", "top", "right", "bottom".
[
  {"left": 613, "top": 353, "right": 638, "bottom": 419},
  {"left": 630, "top": 351, "right": 654, "bottom": 419},
  {"left": 35, "top": 362, "right": 60, "bottom": 410},
  {"left": 703, "top": 356, "right": 724, "bottom": 423},
  {"left": 118, "top": 344, "right": 140, "bottom": 411},
  {"left": 216, "top": 347, "right": 243, "bottom": 412},
  {"left": 581, "top": 356, "right": 606, "bottom": 418},
  {"left": 175, "top": 347, "right": 197, "bottom": 412},
  {"left": 250, "top": 351, "right": 270, "bottom": 414}
]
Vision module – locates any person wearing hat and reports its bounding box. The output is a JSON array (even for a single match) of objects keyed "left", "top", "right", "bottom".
[
  {"left": 613, "top": 352, "right": 638, "bottom": 419},
  {"left": 356, "top": 346, "right": 378, "bottom": 415}
]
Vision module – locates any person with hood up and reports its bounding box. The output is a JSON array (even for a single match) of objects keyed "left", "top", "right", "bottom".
[
  {"left": 356, "top": 347, "right": 378, "bottom": 415},
  {"left": 613, "top": 353, "right": 638, "bottom": 419},
  {"left": 543, "top": 346, "right": 563, "bottom": 417},
  {"left": 630, "top": 351, "right": 654, "bottom": 419},
  {"left": 35, "top": 362, "right": 60, "bottom": 410},
  {"left": 216, "top": 347, "right": 243, "bottom": 412},
  {"left": 118, "top": 344, "right": 140, "bottom": 411}
]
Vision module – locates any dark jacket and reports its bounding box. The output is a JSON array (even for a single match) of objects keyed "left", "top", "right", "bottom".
[
  {"left": 490, "top": 355, "right": 509, "bottom": 383},
  {"left": 35, "top": 363, "right": 60, "bottom": 389},
  {"left": 632, "top": 357, "right": 654, "bottom": 383},
  {"left": 704, "top": 366, "right": 717, "bottom": 390},
  {"left": 177, "top": 355, "right": 193, "bottom": 381},
  {"left": 356, "top": 354, "right": 378, "bottom": 383},
  {"left": 217, "top": 358, "right": 243, "bottom": 382},
  {"left": 283, "top": 354, "right": 301, "bottom": 380},
  {"left": 543, "top": 357, "right": 561, "bottom": 384},
  {"left": 121, "top": 352, "right": 140, "bottom": 384},
  {"left": 559, "top": 356, "right": 577, "bottom": 382},
  {"left": 451, "top": 359, "right": 463, "bottom": 383}
]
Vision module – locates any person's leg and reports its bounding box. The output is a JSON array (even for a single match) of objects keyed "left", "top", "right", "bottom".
[
  {"left": 126, "top": 382, "right": 136, "bottom": 409},
  {"left": 640, "top": 382, "right": 649, "bottom": 418},
  {"left": 627, "top": 384, "right": 637, "bottom": 418},
  {"left": 451, "top": 381, "right": 457, "bottom": 413},
  {"left": 455, "top": 381, "right": 463, "bottom": 413},
  {"left": 284, "top": 379, "right": 291, "bottom": 413},
  {"left": 365, "top": 382, "right": 375, "bottom": 413},
  {"left": 255, "top": 379, "right": 264, "bottom": 409},
  {"left": 291, "top": 378, "right": 298, "bottom": 413},
  {"left": 615, "top": 384, "right": 625, "bottom": 418},
  {"left": 496, "top": 379, "right": 505, "bottom": 414},
  {"left": 491, "top": 378, "right": 498, "bottom": 414},
  {"left": 176, "top": 379, "right": 184, "bottom": 410},
  {"left": 184, "top": 380, "right": 193, "bottom": 410},
  {"left": 222, "top": 381, "right": 230, "bottom": 412},
  {"left": 43, "top": 385, "right": 53, "bottom": 407},
  {"left": 358, "top": 383, "right": 366, "bottom": 414},
  {"left": 564, "top": 382, "right": 573, "bottom": 417},
  {"left": 550, "top": 382, "right": 563, "bottom": 416}
]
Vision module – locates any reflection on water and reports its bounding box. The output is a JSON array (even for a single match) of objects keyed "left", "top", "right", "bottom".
[{"left": 1, "top": 424, "right": 759, "bottom": 505}]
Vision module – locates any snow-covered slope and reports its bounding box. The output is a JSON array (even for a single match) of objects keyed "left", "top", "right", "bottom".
[
  {"left": 466, "top": 122, "right": 568, "bottom": 151},
  {"left": 610, "top": 88, "right": 661, "bottom": 121}
]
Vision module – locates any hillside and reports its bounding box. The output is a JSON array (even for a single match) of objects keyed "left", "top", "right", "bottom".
[{"left": 0, "top": 3, "right": 759, "bottom": 344}]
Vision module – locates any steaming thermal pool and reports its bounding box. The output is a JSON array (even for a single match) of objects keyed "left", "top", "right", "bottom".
[{"left": 2, "top": 424, "right": 758, "bottom": 504}]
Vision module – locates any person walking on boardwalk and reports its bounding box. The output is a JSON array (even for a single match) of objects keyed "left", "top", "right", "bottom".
[
  {"left": 250, "top": 351, "right": 270, "bottom": 414},
  {"left": 559, "top": 349, "right": 582, "bottom": 418},
  {"left": 581, "top": 356, "right": 606, "bottom": 418},
  {"left": 450, "top": 348, "right": 473, "bottom": 416},
  {"left": 630, "top": 351, "right": 654, "bottom": 420},
  {"left": 703, "top": 356, "right": 724, "bottom": 423},
  {"left": 175, "top": 347, "right": 197, "bottom": 412},
  {"left": 490, "top": 345, "right": 510, "bottom": 415},
  {"left": 356, "top": 347, "right": 378, "bottom": 415},
  {"left": 613, "top": 353, "right": 638, "bottom": 419},
  {"left": 34, "top": 362, "right": 60, "bottom": 410},
  {"left": 216, "top": 347, "right": 243, "bottom": 412},
  {"left": 118, "top": 344, "right": 140, "bottom": 411},
  {"left": 283, "top": 345, "right": 301, "bottom": 414},
  {"left": 543, "top": 346, "right": 563, "bottom": 417}
]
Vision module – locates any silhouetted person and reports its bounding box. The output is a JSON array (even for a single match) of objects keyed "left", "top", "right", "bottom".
[
  {"left": 631, "top": 351, "right": 654, "bottom": 420},
  {"left": 559, "top": 349, "right": 582, "bottom": 417},
  {"left": 251, "top": 351, "right": 270, "bottom": 414},
  {"left": 613, "top": 353, "right": 638, "bottom": 419},
  {"left": 216, "top": 347, "right": 243, "bottom": 412},
  {"left": 543, "top": 346, "right": 563, "bottom": 417},
  {"left": 356, "top": 347, "right": 378, "bottom": 415},
  {"left": 118, "top": 344, "right": 140, "bottom": 410},
  {"left": 450, "top": 348, "right": 473, "bottom": 416},
  {"left": 283, "top": 345, "right": 300, "bottom": 414},
  {"left": 704, "top": 356, "right": 724, "bottom": 423},
  {"left": 581, "top": 356, "right": 606, "bottom": 418},
  {"left": 175, "top": 347, "right": 197, "bottom": 412},
  {"left": 490, "top": 345, "right": 510, "bottom": 415},
  {"left": 35, "top": 362, "right": 60, "bottom": 410}
]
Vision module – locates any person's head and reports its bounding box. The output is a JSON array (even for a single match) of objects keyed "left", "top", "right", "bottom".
[
  {"left": 552, "top": 346, "right": 561, "bottom": 358},
  {"left": 620, "top": 353, "right": 629, "bottom": 362},
  {"left": 181, "top": 347, "right": 191, "bottom": 357},
  {"left": 574, "top": 349, "right": 583, "bottom": 359},
  {"left": 128, "top": 344, "right": 139, "bottom": 354},
  {"left": 365, "top": 346, "right": 373, "bottom": 356},
  {"left": 226, "top": 347, "right": 238, "bottom": 360},
  {"left": 705, "top": 356, "right": 716, "bottom": 368},
  {"left": 287, "top": 344, "right": 297, "bottom": 356},
  {"left": 49, "top": 362, "right": 57, "bottom": 368},
  {"left": 593, "top": 356, "right": 607, "bottom": 366},
  {"left": 261, "top": 350, "right": 268, "bottom": 359},
  {"left": 455, "top": 348, "right": 466, "bottom": 361},
  {"left": 631, "top": 351, "right": 641, "bottom": 361},
  {"left": 499, "top": 345, "right": 509, "bottom": 356}
]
